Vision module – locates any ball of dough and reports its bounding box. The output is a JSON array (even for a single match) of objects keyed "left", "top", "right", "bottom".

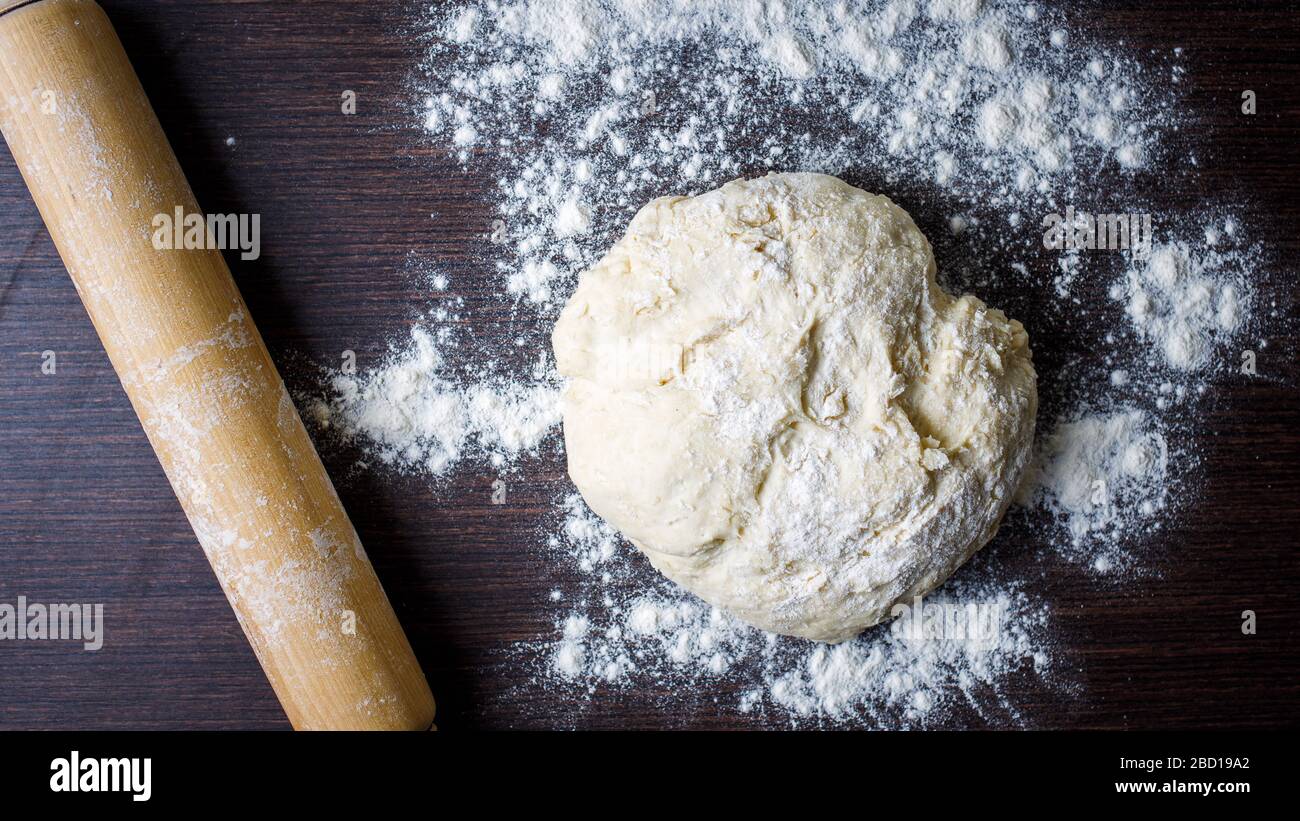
[{"left": 553, "top": 172, "right": 1036, "bottom": 643}]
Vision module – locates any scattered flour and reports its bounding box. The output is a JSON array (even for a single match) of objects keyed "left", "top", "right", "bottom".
[
  {"left": 1113, "top": 240, "right": 1249, "bottom": 371},
  {"left": 308, "top": 325, "right": 561, "bottom": 474},
  {"left": 1027, "top": 408, "right": 1170, "bottom": 574},
  {"left": 418, "top": 0, "right": 1178, "bottom": 321},
  {"left": 522, "top": 494, "right": 1054, "bottom": 726}
]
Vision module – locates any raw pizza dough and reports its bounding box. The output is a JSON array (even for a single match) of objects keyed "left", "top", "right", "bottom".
[{"left": 552, "top": 172, "right": 1037, "bottom": 643}]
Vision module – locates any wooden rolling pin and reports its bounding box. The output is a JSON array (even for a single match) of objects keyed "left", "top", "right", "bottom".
[{"left": 0, "top": 0, "right": 436, "bottom": 730}]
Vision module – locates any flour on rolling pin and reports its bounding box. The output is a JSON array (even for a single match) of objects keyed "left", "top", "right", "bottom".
[{"left": 0, "top": 0, "right": 434, "bottom": 729}]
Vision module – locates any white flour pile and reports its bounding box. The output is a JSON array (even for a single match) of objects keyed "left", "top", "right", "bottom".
[
  {"left": 307, "top": 324, "right": 561, "bottom": 474},
  {"left": 1115, "top": 240, "right": 1248, "bottom": 372},
  {"left": 1026, "top": 407, "right": 1169, "bottom": 574},
  {"left": 301, "top": 0, "right": 1273, "bottom": 727}
]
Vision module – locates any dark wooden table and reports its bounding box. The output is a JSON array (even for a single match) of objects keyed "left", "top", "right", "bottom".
[{"left": 1, "top": 0, "right": 1297, "bottom": 730}]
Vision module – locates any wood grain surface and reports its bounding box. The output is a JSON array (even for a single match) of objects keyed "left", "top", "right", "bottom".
[{"left": 0, "top": 0, "right": 1297, "bottom": 730}]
